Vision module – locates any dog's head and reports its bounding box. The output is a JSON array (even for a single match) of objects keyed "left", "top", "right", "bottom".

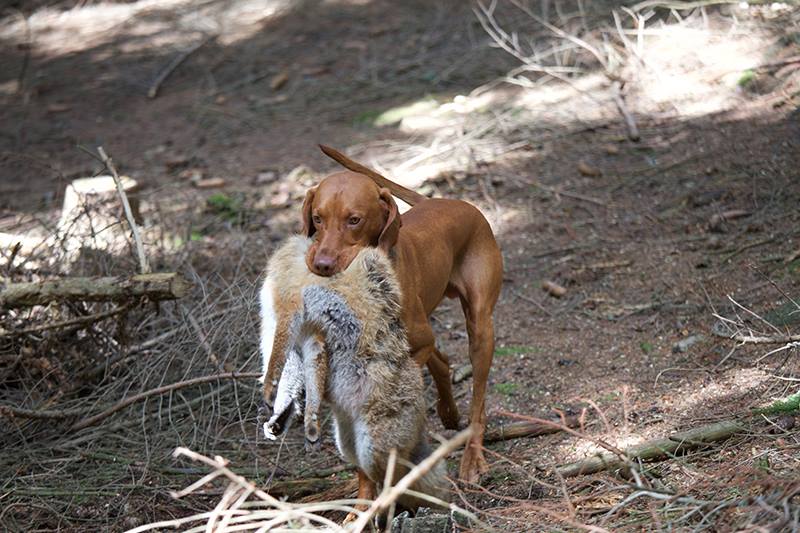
[{"left": 301, "top": 170, "right": 400, "bottom": 277}]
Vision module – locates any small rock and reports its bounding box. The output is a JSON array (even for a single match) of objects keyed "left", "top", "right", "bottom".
[
  {"left": 165, "top": 154, "right": 190, "bottom": 171},
  {"left": 193, "top": 177, "right": 226, "bottom": 189},
  {"left": 178, "top": 168, "right": 204, "bottom": 181},
  {"left": 285, "top": 164, "right": 315, "bottom": 184},
  {"left": 578, "top": 161, "right": 602, "bottom": 177},
  {"left": 452, "top": 365, "right": 472, "bottom": 384},
  {"left": 270, "top": 182, "right": 292, "bottom": 206},
  {"left": 706, "top": 235, "right": 723, "bottom": 249},
  {"left": 672, "top": 334, "right": 704, "bottom": 353},
  {"left": 343, "top": 40, "right": 368, "bottom": 51},
  {"left": 255, "top": 171, "right": 278, "bottom": 185},
  {"left": 542, "top": 280, "right": 567, "bottom": 298},
  {"left": 47, "top": 103, "right": 71, "bottom": 113},
  {"left": 708, "top": 209, "right": 750, "bottom": 232},
  {"left": 689, "top": 189, "right": 724, "bottom": 208}
]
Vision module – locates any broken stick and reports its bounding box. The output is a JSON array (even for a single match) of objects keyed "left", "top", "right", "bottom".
[
  {"left": 611, "top": 81, "right": 640, "bottom": 142},
  {"left": 97, "top": 146, "right": 150, "bottom": 274},
  {"left": 0, "top": 272, "right": 192, "bottom": 308}
]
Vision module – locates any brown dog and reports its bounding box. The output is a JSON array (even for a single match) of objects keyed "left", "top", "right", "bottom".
[{"left": 299, "top": 145, "right": 504, "bottom": 490}]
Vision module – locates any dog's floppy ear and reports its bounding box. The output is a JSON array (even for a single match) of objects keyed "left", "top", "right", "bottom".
[
  {"left": 301, "top": 187, "right": 317, "bottom": 237},
  {"left": 378, "top": 188, "right": 401, "bottom": 252}
]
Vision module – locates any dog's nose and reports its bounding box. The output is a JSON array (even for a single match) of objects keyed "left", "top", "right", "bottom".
[{"left": 313, "top": 255, "right": 336, "bottom": 276}]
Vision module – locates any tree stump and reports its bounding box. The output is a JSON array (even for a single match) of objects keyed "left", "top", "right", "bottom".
[{"left": 55, "top": 176, "right": 141, "bottom": 273}]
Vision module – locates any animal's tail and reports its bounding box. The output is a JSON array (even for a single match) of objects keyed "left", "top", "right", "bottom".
[{"left": 319, "top": 144, "right": 427, "bottom": 206}]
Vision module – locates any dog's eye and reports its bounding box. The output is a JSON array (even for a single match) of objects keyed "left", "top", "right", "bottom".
[
  {"left": 348, "top": 216, "right": 361, "bottom": 226},
  {"left": 312, "top": 215, "right": 322, "bottom": 225}
]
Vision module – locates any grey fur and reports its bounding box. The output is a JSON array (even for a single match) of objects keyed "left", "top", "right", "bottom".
[{"left": 262, "top": 240, "right": 447, "bottom": 511}]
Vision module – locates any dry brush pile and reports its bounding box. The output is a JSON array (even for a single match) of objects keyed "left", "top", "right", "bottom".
[{"left": 0, "top": 151, "right": 300, "bottom": 530}]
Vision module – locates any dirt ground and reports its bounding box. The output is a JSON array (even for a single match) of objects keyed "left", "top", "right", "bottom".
[{"left": 1, "top": 1, "right": 799, "bottom": 531}]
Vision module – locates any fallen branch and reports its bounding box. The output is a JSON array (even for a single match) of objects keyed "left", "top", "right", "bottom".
[
  {"left": 0, "top": 303, "right": 131, "bottom": 338},
  {"left": 712, "top": 331, "right": 800, "bottom": 344},
  {"left": 0, "top": 272, "right": 192, "bottom": 308},
  {"left": 556, "top": 419, "right": 744, "bottom": 477},
  {"left": 498, "top": 409, "right": 628, "bottom": 464},
  {"left": 484, "top": 415, "right": 580, "bottom": 443},
  {"left": 0, "top": 372, "right": 260, "bottom": 428},
  {"left": 147, "top": 36, "right": 212, "bottom": 99},
  {"left": 171, "top": 447, "right": 290, "bottom": 510}
]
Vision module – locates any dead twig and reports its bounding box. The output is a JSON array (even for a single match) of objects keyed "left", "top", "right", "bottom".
[
  {"left": 183, "top": 304, "right": 221, "bottom": 368},
  {"left": 509, "top": 287, "right": 554, "bottom": 317},
  {"left": 529, "top": 180, "right": 608, "bottom": 206},
  {"left": 611, "top": 81, "right": 640, "bottom": 142},
  {"left": 350, "top": 426, "right": 475, "bottom": 531},
  {"left": 97, "top": 146, "right": 150, "bottom": 273},
  {"left": 70, "top": 371, "right": 261, "bottom": 431},
  {"left": 171, "top": 448, "right": 290, "bottom": 511},
  {"left": 0, "top": 302, "right": 131, "bottom": 338},
  {"left": 147, "top": 36, "right": 213, "bottom": 99}
]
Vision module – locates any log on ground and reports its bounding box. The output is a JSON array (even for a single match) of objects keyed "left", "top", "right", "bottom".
[
  {"left": 0, "top": 272, "right": 192, "bottom": 308},
  {"left": 556, "top": 419, "right": 744, "bottom": 478},
  {"left": 484, "top": 416, "right": 580, "bottom": 443}
]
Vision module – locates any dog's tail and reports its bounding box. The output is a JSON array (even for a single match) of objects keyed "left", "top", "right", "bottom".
[{"left": 319, "top": 144, "right": 427, "bottom": 206}]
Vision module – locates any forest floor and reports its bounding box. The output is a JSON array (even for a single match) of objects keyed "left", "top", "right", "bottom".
[{"left": 1, "top": 1, "right": 799, "bottom": 531}]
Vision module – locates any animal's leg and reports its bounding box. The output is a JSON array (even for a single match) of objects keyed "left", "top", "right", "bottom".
[
  {"left": 455, "top": 245, "right": 503, "bottom": 482},
  {"left": 408, "top": 316, "right": 460, "bottom": 430},
  {"left": 426, "top": 346, "right": 460, "bottom": 430},
  {"left": 302, "top": 332, "right": 326, "bottom": 451},
  {"left": 261, "top": 317, "right": 291, "bottom": 408},
  {"left": 343, "top": 469, "right": 377, "bottom": 524},
  {"left": 264, "top": 347, "right": 303, "bottom": 440}
]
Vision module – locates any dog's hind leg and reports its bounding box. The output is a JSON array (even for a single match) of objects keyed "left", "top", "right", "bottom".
[{"left": 454, "top": 238, "right": 503, "bottom": 482}]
